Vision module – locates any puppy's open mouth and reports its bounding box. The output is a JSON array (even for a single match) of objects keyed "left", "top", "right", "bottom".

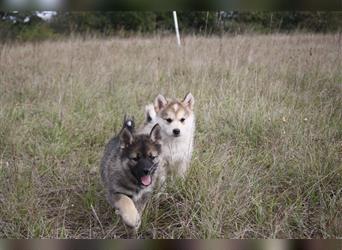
[{"left": 140, "top": 175, "right": 152, "bottom": 186}]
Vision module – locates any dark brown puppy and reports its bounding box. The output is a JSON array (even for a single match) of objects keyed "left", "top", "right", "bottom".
[{"left": 100, "top": 117, "right": 162, "bottom": 229}]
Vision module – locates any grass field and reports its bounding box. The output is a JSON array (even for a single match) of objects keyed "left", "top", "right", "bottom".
[{"left": 0, "top": 33, "right": 341, "bottom": 239}]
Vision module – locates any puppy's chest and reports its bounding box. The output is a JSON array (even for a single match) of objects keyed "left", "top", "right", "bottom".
[
  {"left": 163, "top": 138, "right": 192, "bottom": 162},
  {"left": 132, "top": 184, "right": 153, "bottom": 202}
]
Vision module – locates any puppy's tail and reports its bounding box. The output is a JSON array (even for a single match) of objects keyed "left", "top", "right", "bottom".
[{"left": 123, "top": 114, "right": 135, "bottom": 133}]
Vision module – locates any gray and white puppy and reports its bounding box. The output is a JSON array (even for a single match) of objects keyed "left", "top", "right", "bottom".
[
  {"left": 139, "top": 93, "right": 195, "bottom": 181},
  {"left": 100, "top": 117, "right": 162, "bottom": 229}
]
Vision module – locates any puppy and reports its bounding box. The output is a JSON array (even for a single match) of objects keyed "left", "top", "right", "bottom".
[
  {"left": 139, "top": 93, "right": 195, "bottom": 180},
  {"left": 100, "top": 117, "right": 162, "bottom": 229}
]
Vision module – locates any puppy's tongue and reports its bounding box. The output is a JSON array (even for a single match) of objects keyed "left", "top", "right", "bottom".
[{"left": 141, "top": 175, "right": 152, "bottom": 186}]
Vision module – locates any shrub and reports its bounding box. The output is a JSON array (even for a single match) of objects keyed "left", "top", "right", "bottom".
[{"left": 17, "top": 23, "right": 56, "bottom": 42}]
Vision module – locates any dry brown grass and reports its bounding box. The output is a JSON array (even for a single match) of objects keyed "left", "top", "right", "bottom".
[{"left": 0, "top": 33, "right": 341, "bottom": 238}]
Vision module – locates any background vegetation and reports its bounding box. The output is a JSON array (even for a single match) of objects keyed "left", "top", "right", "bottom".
[
  {"left": 0, "top": 33, "right": 341, "bottom": 238},
  {"left": 1, "top": 11, "right": 342, "bottom": 42}
]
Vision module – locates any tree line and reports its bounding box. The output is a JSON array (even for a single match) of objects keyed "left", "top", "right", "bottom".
[{"left": 1, "top": 11, "right": 341, "bottom": 42}]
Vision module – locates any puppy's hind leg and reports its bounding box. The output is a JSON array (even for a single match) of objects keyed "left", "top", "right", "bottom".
[{"left": 108, "top": 193, "right": 141, "bottom": 229}]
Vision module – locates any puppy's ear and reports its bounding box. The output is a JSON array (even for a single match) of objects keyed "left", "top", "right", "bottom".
[
  {"left": 145, "top": 104, "right": 156, "bottom": 123},
  {"left": 120, "top": 128, "right": 134, "bottom": 148},
  {"left": 154, "top": 94, "right": 167, "bottom": 112},
  {"left": 182, "top": 92, "right": 195, "bottom": 110},
  {"left": 150, "top": 124, "right": 161, "bottom": 143}
]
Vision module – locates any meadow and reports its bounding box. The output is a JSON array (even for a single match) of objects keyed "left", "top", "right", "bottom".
[{"left": 0, "top": 33, "right": 341, "bottom": 238}]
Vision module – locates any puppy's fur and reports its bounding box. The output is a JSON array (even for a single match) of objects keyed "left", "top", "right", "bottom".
[
  {"left": 139, "top": 93, "right": 195, "bottom": 180},
  {"left": 101, "top": 117, "right": 162, "bottom": 229}
]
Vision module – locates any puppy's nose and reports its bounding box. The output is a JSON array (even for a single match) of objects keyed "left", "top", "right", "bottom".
[
  {"left": 173, "top": 128, "right": 180, "bottom": 136},
  {"left": 143, "top": 169, "right": 150, "bottom": 175}
]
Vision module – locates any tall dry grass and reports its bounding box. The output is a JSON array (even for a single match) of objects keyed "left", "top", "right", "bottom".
[{"left": 0, "top": 33, "right": 341, "bottom": 238}]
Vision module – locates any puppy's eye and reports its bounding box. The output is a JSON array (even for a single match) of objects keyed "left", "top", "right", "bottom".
[
  {"left": 166, "top": 118, "right": 173, "bottom": 123},
  {"left": 180, "top": 118, "right": 185, "bottom": 123}
]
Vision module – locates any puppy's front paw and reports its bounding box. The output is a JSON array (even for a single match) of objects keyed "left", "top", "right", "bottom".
[
  {"left": 120, "top": 208, "right": 141, "bottom": 229},
  {"left": 113, "top": 194, "right": 141, "bottom": 229}
]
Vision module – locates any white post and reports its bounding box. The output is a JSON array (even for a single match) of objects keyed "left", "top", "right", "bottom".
[{"left": 173, "top": 11, "right": 181, "bottom": 46}]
